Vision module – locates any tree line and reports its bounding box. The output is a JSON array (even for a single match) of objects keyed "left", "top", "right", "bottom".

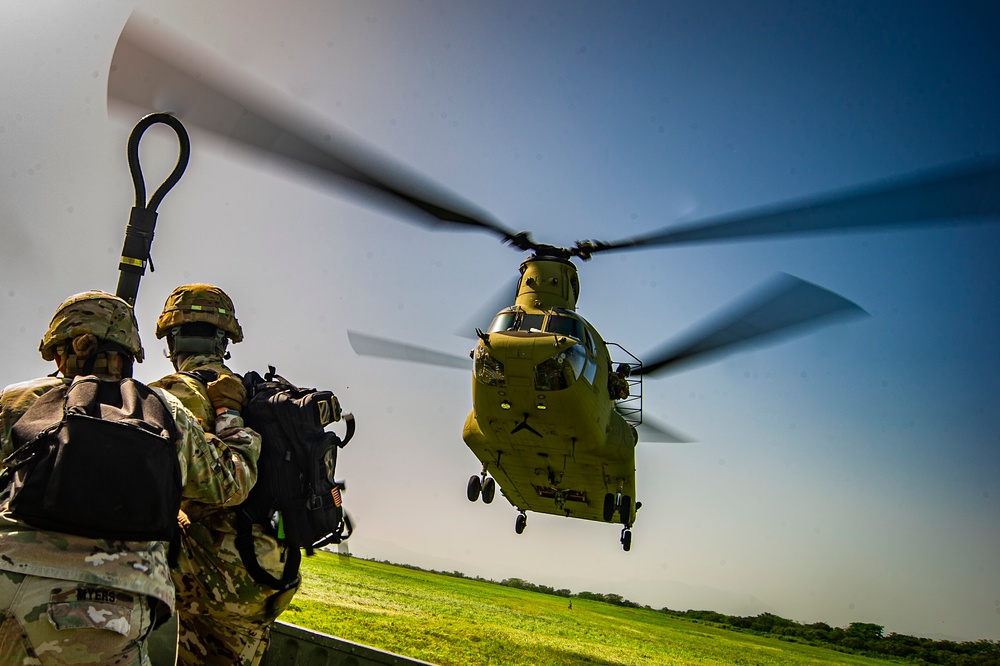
[{"left": 667, "top": 610, "right": 999, "bottom": 665}]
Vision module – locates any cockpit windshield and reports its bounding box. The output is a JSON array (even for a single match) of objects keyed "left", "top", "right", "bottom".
[
  {"left": 488, "top": 311, "right": 517, "bottom": 333},
  {"left": 545, "top": 314, "right": 584, "bottom": 341},
  {"left": 488, "top": 311, "right": 545, "bottom": 333}
]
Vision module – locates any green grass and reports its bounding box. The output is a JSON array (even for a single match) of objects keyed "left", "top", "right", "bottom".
[{"left": 280, "top": 553, "right": 893, "bottom": 666}]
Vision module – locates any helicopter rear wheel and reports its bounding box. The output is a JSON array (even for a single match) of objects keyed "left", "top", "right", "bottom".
[
  {"left": 481, "top": 477, "right": 496, "bottom": 504},
  {"left": 603, "top": 493, "right": 615, "bottom": 522},
  {"left": 467, "top": 475, "right": 482, "bottom": 502},
  {"left": 621, "top": 528, "right": 632, "bottom": 552},
  {"left": 619, "top": 495, "right": 632, "bottom": 526},
  {"left": 515, "top": 512, "right": 527, "bottom": 534}
]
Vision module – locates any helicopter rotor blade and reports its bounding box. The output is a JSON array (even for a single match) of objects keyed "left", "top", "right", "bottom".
[
  {"left": 628, "top": 412, "right": 692, "bottom": 444},
  {"left": 347, "top": 331, "right": 471, "bottom": 370},
  {"left": 108, "top": 13, "right": 523, "bottom": 244},
  {"left": 454, "top": 277, "right": 521, "bottom": 339},
  {"left": 638, "top": 273, "right": 867, "bottom": 377},
  {"left": 583, "top": 159, "right": 1000, "bottom": 255}
]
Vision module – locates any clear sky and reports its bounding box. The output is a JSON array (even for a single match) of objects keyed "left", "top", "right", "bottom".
[{"left": 2, "top": 0, "right": 998, "bottom": 643}]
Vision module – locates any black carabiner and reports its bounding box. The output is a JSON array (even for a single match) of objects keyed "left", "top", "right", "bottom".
[{"left": 115, "top": 113, "right": 191, "bottom": 306}]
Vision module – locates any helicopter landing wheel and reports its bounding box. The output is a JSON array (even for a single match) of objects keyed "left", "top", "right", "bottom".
[
  {"left": 467, "top": 475, "right": 482, "bottom": 502},
  {"left": 515, "top": 512, "right": 527, "bottom": 534},
  {"left": 603, "top": 493, "right": 615, "bottom": 522},
  {"left": 481, "top": 477, "right": 496, "bottom": 504},
  {"left": 619, "top": 494, "right": 632, "bottom": 526},
  {"left": 620, "top": 528, "right": 632, "bottom": 552}
]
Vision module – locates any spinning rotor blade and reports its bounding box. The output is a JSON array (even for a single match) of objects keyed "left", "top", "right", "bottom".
[
  {"left": 108, "top": 13, "right": 517, "bottom": 241},
  {"left": 639, "top": 273, "right": 867, "bottom": 377},
  {"left": 347, "top": 331, "right": 471, "bottom": 370},
  {"left": 632, "top": 414, "right": 691, "bottom": 444},
  {"left": 586, "top": 159, "right": 1000, "bottom": 255},
  {"left": 454, "top": 277, "right": 521, "bottom": 338}
]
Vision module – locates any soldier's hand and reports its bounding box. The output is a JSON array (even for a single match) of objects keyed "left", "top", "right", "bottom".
[{"left": 207, "top": 373, "right": 246, "bottom": 413}]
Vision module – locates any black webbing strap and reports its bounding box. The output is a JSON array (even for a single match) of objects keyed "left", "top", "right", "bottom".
[{"left": 235, "top": 509, "right": 301, "bottom": 592}]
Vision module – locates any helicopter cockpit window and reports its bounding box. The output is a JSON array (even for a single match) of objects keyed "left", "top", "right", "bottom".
[
  {"left": 488, "top": 311, "right": 546, "bottom": 334},
  {"left": 488, "top": 311, "right": 517, "bottom": 333},
  {"left": 474, "top": 346, "right": 505, "bottom": 387},
  {"left": 519, "top": 314, "right": 545, "bottom": 333},
  {"left": 546, "top": 314, "right": 585, "bottom": 341},
  {"left": 534, "top": 343, "right": 587, "bottom": 391}
]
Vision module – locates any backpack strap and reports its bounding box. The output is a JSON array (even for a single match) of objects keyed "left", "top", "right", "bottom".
[
  {"left": 235, "top": 508, "right": 301, "bottom": 592},
  {"left": 178, "top": 369, "right": 219, "bottom": 385},
  {"left": 310, "top": 511, "right": 354, "bottom": 551}
]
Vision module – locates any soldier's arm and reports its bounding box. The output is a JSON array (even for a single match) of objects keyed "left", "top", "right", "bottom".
[
  {"left": 0, "top": 378, "right": 66, "bottom": 463},
  {"left": 155, "top": 388, "right": 261, "bottom": 507}
]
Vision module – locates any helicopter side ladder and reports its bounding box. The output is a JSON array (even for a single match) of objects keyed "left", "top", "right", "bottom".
[{"left": 606, "top": 342, "right": 643, "bottom": 429}]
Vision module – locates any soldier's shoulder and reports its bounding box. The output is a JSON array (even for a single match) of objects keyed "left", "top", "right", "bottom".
[{"left": 1, "top": 376, "right": 67, "bottom": 410}]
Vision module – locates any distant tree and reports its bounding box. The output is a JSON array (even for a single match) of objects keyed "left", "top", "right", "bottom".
[
  {"left": 750, "top": 613, "right": 782, "bottom": 633},
  {"left": 728, "top": 615, "right": 753, "bottom": 630}
]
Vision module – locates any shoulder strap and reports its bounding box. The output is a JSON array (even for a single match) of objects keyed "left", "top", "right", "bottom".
[
  {"left": 178, "top": 369, "right": 219, "bottom": 386},
  {"left": 235, "top": 509, "right": 301, "bottom": 592}
]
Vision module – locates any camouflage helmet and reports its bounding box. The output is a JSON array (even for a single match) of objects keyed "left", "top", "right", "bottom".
[
  {"left": 155, "top": 283, "right": 243, "bottom": 343},
  {"left": 39, "top": 290, "right": 144, "bottom": 363}
]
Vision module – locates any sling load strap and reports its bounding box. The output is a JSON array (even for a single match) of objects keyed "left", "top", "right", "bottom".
[
  {"left": 235, "top": 509, "right": 301, "bottom": 592},
  {"left": 338, "top": 412, "right": 356, "bottom": 448},
  {"left": 116, "top": 112, "right": 191, "bottom": 307},
  {"left": 310, "top": 512, "right": 354, "bottom": 551}
]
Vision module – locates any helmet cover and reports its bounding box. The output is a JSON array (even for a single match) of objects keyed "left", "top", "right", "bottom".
[
  {"left": 39, "top": 290, "right": 144, "bottom": 363},
  {"left": 155, "top": 283, "right": 243, "bottom": 343}
]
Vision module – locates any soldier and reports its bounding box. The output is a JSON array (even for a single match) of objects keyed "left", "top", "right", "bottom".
[
  {"left": 150, "top": 283, "right": 309, "bottom": 665},
  {"left": 0, "top": 290, "right": 260, "bottom": 665}
]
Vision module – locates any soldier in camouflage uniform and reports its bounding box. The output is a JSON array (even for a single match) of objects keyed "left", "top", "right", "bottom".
[
  {"left": 0, "top": 290, "right": 260, "bottom": 666},
  {"left": 151, "top": 284, "right": 312, "bottom": 666}
]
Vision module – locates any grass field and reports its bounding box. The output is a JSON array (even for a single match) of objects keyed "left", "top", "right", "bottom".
[{"left": 280, "top": 553, "right": 893, "bottom": 666}]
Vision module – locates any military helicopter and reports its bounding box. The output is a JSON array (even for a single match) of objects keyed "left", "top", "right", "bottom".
[
  {"left": 347, "top": 258, "right": 868, "bottom": 552},
  {"left": 108, "top": 13, "right": 1000, "bottom": 551}
]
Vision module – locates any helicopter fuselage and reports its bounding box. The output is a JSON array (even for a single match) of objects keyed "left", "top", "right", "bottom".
[{"left": 462, "top": 256, "right": 640, "bottom": 530}]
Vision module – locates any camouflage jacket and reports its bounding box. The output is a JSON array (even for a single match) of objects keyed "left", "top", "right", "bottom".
[
  {"left": 149, "top": 353, "right": 244, "bottom": 521},
  {"left": 152, "top": 355, "right": 292, "bottom": 589},
  {"left": 0, "top": 374, "right": 261, "bottom": 611}
]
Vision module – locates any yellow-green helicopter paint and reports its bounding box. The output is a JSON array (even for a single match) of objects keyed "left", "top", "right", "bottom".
[{"left": 462, "top": 256, "right": 641, "bottom": 549}]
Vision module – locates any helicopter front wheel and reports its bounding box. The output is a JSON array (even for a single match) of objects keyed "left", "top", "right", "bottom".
[
  {"left": 481, "top": 477, "right": 496, "bottom": 504},
  {"left": 619, "top": 495, "right": 632, "bottom": 526},
  {"left": 515, "top": 512, "right": 527, "bottom": 534},
  {"left": 620, "top": 527, "right": 632, "bottom": 552},
  {"left": 602, "top": 493, "right": 615, "bottom": 521},
  {"left": 467, "top": 475, "right": 482, "bottom": 502}
]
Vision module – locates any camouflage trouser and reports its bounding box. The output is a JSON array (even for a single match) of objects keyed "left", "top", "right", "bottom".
[
  {"left": 0, "top": 570, "right": 155, "bottom": 666},
  {"left": 173, "top": 519, "right": 299, "bottom": 666}
]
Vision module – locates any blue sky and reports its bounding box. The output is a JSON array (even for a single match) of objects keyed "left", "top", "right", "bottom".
[{"left": 2, "top": 0, "right": 998, "bottom": 642}]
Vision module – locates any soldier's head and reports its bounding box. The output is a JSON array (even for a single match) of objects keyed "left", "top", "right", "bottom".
[
  {"left": 156, "top": 283, "right": 242, "bottom": 367},
  {"left": 39, "top": 290, "right": 144, "bottom": 379}
]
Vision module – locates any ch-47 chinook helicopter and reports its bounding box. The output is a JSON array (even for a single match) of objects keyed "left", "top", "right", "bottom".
[
  {"left": 108, "top": 13, "right": 1000, "bottom": 551},
  {"left": 347, "top": 253, "right": 869, "bottom": 552}
]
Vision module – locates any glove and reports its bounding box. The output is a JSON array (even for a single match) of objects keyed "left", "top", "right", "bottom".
[
  {"left": 207, "top": 373, "right": 246, "bottom": 413},
  {"left": 177, "top": 509, "right": 191, "bottom": 532}
]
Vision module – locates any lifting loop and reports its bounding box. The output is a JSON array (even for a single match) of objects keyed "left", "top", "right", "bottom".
[{"left": 116, "top": 112, "right": 191, "bottom": 306}]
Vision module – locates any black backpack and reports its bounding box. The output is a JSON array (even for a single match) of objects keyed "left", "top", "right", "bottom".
[
  {"left": 2, "top": 376, "right": 182, "bottom": 545},
  {"left": 185, "top": 366, "right": 354, "bottom": 592}
]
